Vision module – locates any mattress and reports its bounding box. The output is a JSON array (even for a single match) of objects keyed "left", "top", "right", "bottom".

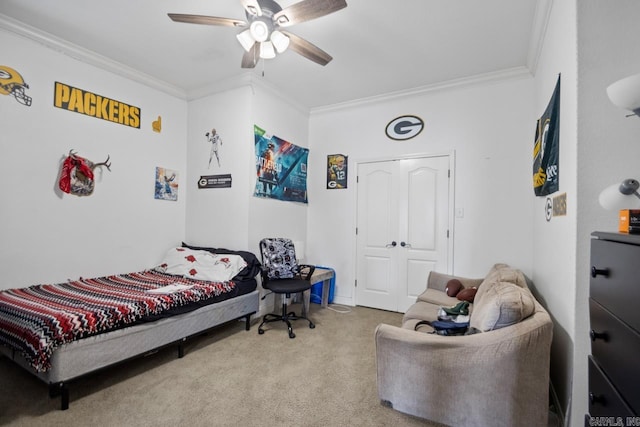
[
  {"left": 0, "top": 289, "right": 259, "bottom": 384},
  {"left": 0, "top": 245, "right": 262, "bottom": 410},
  {"left": 0, "top": 269, "right": 257, "bottom": 373}
]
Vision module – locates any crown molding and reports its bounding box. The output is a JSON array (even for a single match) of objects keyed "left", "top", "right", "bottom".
[
  {"left": 0, "top": 13, "right": 187, "bottom": 99},
  {"left": 311, "top": 66, "right": 533, "bottom": 115},
  {"left": 187, "top": 71, "right": 309, "bottom": 115},
  {"left": 526, "top": 0, "right": 554, "bottom": 76}
]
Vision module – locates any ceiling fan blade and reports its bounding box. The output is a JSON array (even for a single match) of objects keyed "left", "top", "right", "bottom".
[
  {"left": 274, "top": 0, "right": 347, "bottom": 27},
  {"left": 241, "top": 43, "right": 259, "bottom": 68},
  {"left": 281, "top": 31, "right": 332, "bottom": 66},
  {"left": 168, "top": 13, "right": 247, "bottom": 28},
  {"left": 240, "top": 0, "right": 262, "bottom": 17}
]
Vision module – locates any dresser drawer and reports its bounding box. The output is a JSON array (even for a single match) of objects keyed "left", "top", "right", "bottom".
[
  {"left": 591, "top": 238, "right": 640, "bottom": 332},
  {"left": 588, "top": 356, "right": 634, "bottom": 416},
  {"left": 590, "top": 298, "right": 640, "bottom": 414}
]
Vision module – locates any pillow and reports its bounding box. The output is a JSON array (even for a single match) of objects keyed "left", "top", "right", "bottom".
[
  {"left": 483, "top": 264, "right": 527, "bottom": 288},
  {"left": 157, "top": 247, "right": 247, "bottom": 282},
  {"left": 445, "top": 279, "right": 464, "bottom": 297},
  {"left": 470, "top": 281, "right": 536, "bottom": 332},
  {"left": 457, "top": 287, "right": 477, "bottom": 302},
  {"left": 181, "top": 242, "right": 261, "bottom": 280}
]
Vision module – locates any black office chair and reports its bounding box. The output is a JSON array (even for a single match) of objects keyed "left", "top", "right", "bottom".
[{"left": 258, "top": 238, "right": 315, "bottom": 338}]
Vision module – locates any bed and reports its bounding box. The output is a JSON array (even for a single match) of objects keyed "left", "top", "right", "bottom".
[{"left": 0, "top": 244, "right": 261, "bottom": 410}]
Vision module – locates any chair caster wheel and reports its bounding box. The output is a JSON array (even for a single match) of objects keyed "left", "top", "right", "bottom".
[
  {"left": 258, "top": 329, "right": 265, "bottom": 335},
  {"left": 309, "top": 322, "right": 315, "bottom": 329},
  {"left": 289, "top": 332, "right": 296, "bottom": 339}
]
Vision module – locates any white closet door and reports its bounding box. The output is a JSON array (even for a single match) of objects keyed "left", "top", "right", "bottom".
[{"left": 356, "top": 156, "right": 451, "bottom": 312}]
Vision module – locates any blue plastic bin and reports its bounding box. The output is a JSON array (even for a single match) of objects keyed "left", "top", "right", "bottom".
[{"left": 310, "top": 266, "right": 335, "bottom": 304}]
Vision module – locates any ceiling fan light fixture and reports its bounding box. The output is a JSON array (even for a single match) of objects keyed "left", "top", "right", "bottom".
[
  {"left": 270, "top": 30, "right": 290, "bottom": 53},
  {"left": 249, "top": 20, "right": 269, "bottom": 42},
  {"left": 236, "top": 29, "right": 255, "bottom": 52},
  {"left": 260, "top": 41, "right": 276, "bottom": 59}
]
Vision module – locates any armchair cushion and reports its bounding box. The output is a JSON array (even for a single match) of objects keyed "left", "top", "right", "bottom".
[{"left": 470, "top": 281, "right": 536, "bottom": 332}]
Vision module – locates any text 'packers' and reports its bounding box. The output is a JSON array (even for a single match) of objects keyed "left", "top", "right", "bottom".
[{"left": 54, "top": 82, "right": 140, "bottom": 129}]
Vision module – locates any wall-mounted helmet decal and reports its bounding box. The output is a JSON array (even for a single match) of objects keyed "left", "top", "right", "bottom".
[{"left": 0, "top": 65, "right": 32, "bottom": 107}]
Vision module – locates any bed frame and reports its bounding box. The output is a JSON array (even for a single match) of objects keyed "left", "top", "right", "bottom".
[{"left": 0, "top": 289, "right": 259, "bottom": 410}]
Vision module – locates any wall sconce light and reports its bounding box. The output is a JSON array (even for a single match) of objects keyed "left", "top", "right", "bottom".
[
  {"left": 599, "top": 178, "right": 640, "bottom": 210},
  {"left": 607, "top": 72, "right": 640, "bottom": 117}
]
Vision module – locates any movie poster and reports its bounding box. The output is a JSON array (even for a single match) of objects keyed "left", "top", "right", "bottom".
[{"left": 254, "top": 125, "right": 308, "bottom": 203}]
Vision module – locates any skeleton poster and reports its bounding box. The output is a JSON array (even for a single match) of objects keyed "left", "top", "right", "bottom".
[
  {"left": 533, "top": 75, "right": 560, "bottom": 196},
  {"left": 254, "top": 125, "right": 308, "bottom": 203}
]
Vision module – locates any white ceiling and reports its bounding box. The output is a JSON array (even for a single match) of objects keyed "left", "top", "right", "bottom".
[{"left": 0, "top": 0, "right": 543, "bottom": 110}]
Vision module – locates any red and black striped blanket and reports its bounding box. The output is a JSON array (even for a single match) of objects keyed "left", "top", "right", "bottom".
[{"left": 0, "top": 270, "right": 236, "bottom": 373}]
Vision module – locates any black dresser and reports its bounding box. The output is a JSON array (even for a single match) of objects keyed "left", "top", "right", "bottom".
[{"left": 588, "top": 232, "right": 640, "bottom": 420}]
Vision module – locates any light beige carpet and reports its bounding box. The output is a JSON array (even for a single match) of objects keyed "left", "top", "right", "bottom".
[{"left": 0, "top": 304, "right": 440, "bottom": 427}]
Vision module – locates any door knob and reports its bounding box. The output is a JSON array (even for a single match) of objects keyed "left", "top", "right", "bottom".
[
  {"left": 400, "top": 242, "right": 412, "bottom": 248},
  {"left": 386, "top": 241, "right": 397, "bottom": 248}
]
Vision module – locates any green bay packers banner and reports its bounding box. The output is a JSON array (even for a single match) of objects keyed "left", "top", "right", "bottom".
[
  {"left": 533, "top": 75, "right": 560, "bottom": 196},
  {"left": 254, "top": 125, "right": 308, "bottom": 203}
]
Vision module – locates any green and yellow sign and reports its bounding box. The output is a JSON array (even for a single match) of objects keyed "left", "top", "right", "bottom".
[{"left": 53, "top": 81, "right": 140, "bottom": 128}]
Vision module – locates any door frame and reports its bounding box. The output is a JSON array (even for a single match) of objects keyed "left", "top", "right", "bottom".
[{"left": 351, "top": 150, "right": 456, "bottom": 307}]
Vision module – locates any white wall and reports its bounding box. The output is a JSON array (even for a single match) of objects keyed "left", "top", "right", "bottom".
[
  {"left": 0, "top": 30, "right": 187, "bottom": 290},
  {"left": 185, "top": 82, "right": 309, "bottom": 255},
  {"left": 530, "top": 0, "right": 578, "bottom": 423},
  {"left": 247, "top": 84, "right": 310, "bottom": 255},
  {"left": 185, "top": 82, "right": 309, "bottom": 317},
  {"left": 573, "top": 1, "right": 640, "bottom": 425},
  {"left": 185, "top": 86, "right": 253, "bottom": 249},
  {"left": 308, "top": 75, "right": 535, "bottom": 305}
]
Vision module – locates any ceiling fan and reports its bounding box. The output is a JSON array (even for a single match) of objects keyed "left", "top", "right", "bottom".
[{"left": 168, "top": 0, "right": 347, "bottom": 69}]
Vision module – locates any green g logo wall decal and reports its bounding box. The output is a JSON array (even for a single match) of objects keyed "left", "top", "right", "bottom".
[{"left": 385, "top": 115, "right": 424, "bottom": 141}]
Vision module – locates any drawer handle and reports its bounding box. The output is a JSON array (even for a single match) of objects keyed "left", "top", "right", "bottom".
[
  {"left": 590, "top": 329, "right": 608, "bottom": 342},
  {"left": 589, "top": 392, "right": 605, "bottom": 405},
  {"left": 591, "top": 266, "right": 610, "bottom": 278}
]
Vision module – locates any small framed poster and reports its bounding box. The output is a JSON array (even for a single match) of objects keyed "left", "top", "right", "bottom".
[
  {"left": 154, "top": 167, "right": 179, "bottom": 201},
  {"left": 327, "top": 154, "right": 348, "bottom": 189}
]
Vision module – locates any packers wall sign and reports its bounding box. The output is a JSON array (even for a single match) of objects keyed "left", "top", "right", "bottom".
[{"left": 53, "top": 81, "right": 141, "bottom": 129}]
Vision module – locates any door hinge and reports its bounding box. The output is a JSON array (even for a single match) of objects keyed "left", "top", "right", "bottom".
[
  {"left": 447, "top": 229, "right": 450, "bottom": 238},
  {"left": 355, "top": 279, "right": 357, "bottom": 288},
  {"left": 448, "top": 169, "right": 451, "bottom": 178},
  {"left": 356, "top": 227, "right": 358, "bottom": 235}
]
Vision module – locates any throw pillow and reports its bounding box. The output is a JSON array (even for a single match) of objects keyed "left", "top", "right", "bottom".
[
  {"left": 470, "top": 281, "right": 536, "bottom": 332},
  {"left": 457, "top": 287, "right": 478, "bottom": 302},
  {"left": 445, "top": 279, "right": 464, "bottom": 297}
]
